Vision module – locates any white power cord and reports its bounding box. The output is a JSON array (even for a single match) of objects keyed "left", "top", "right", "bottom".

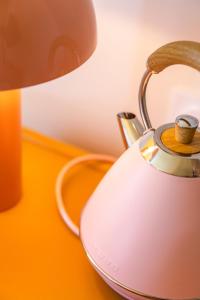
[{"left": 55, "top": 154, "right": 116, "bottom": 237}]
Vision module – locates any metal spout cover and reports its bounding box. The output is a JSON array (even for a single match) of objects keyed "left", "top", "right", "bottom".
[{"left": 117, "top": 112, "right": 144, "bottom": 148}]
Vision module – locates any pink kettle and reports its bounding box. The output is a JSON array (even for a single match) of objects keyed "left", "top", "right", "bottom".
[{"left": 80, "top": 41, "right": 200, "bottom": 300}]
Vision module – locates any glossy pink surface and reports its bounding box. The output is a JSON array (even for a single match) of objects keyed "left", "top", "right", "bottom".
[
  {"left": 81, "top": 140, "right": 200, "bottom": 299},
  {"left": 0, "top": 0, "right": 96, "bottom": 90}
]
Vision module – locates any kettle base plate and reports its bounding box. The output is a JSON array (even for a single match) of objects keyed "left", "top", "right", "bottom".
[{"left": 82, "top": 240, "right": 161, "bottom": 300}]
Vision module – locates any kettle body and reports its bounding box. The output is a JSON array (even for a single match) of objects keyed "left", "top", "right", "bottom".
[
  {"left": 80, "top": 138, "right": 200, "bottom": 300},
  {"left": 79, "top": 41, "right": 200, "bottom": 300}
]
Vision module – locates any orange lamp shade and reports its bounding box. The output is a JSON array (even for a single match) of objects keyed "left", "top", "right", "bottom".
[
  {"left": 0, "top": 0, "right": 96, "bottom": 211},
  {"left": 0, "top": 0, "right": 97, "bottom": 90}
]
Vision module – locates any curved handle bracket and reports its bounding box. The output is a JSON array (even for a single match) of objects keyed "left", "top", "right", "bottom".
[{"left": 139, "top": 41, "right": 200, "bottom": 130}]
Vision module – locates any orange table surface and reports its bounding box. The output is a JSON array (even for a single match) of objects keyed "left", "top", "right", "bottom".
[{"left": 0, "top": 128, "right": 122, "bottom": 300}]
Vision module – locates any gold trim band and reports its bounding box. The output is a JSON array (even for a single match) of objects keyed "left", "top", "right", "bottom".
[{"left": 79, "top": 227, "right": 200, "bottom": 300}]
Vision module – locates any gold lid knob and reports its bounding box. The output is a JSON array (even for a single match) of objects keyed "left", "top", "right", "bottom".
[{"left": 175, "top": 114, "right": 199, "bottom": 144}]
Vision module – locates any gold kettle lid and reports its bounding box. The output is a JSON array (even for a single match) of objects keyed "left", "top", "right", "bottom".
[
  {"left": 161, "top": 115, "right": 200, "bottom": 155},
  {"left": 139, "top": 115, "right": 200, "bottom": 178}
]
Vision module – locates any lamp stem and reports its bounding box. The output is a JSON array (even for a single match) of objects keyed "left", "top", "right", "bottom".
[{"left": 0, "top": 89, "right": 21, "bottom": 211}]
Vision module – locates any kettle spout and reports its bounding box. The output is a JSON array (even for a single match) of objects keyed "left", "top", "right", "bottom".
[{"left": 117, "top": 112, "right": 144, "bottom": 148}]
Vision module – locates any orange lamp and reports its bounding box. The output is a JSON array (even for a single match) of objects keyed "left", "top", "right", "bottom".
[{"left": 0, "top": 0, "right": 96, "bottom": 211}]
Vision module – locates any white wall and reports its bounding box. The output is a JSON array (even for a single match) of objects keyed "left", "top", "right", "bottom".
[{"left": 22, "top": 0, "right": 200, "bottom": 155}]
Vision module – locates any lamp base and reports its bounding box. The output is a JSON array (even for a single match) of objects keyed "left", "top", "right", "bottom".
[{"left": 0, "top": 90, "right": 21, "bottom": 211}]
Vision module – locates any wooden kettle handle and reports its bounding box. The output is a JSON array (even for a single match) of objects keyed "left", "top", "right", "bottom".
[{"left": 147, "top": 41, "right": 200, "bottom": 73}]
